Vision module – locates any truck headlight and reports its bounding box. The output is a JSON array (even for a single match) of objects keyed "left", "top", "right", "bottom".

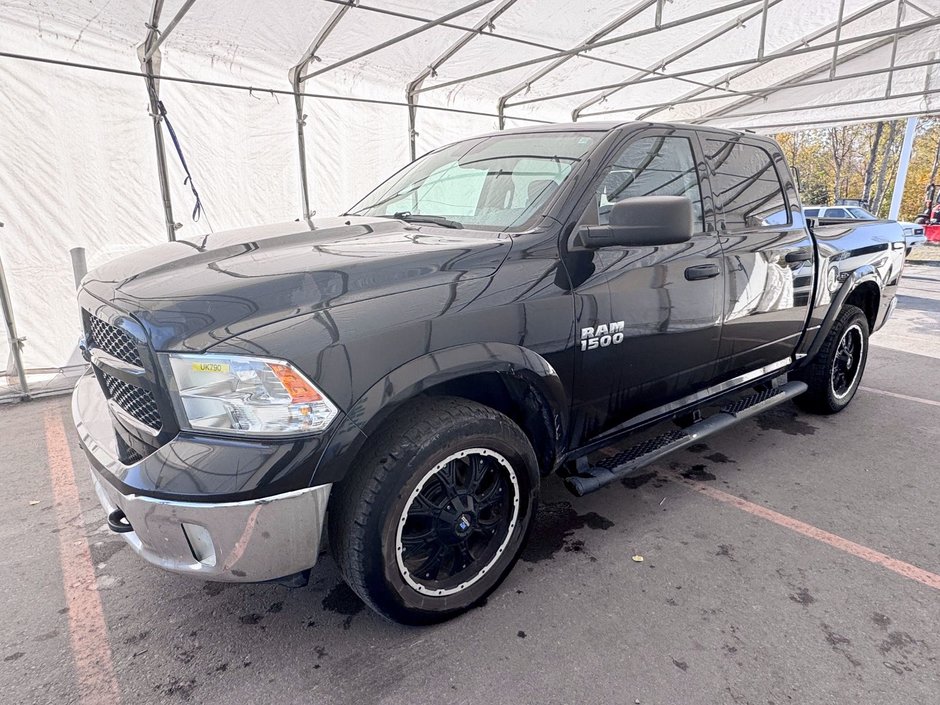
[{"left": 165, "top": 354, "right": 338, "bottom": 436}]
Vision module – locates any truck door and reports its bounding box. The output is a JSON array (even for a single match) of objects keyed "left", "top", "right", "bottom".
[
  {"left": 701, "top": 135, "right": 813, "bottom": 378},
  {"left": 565, "top": 127, "right": 724, "bottom": 441}
]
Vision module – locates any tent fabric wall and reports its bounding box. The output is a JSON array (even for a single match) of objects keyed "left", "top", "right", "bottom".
[{"left": 1, "top": 0, "right": 939, "bottom": 397}]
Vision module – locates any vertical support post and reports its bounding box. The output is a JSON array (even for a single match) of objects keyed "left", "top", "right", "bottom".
[
  {"left": 69, "top": 247, "right": 88, "bottom": 290},
  {"left": 0, "top": 251, "right": 31, "bottom": 400},
  {"left": 829, "top": 0, "right": 846, "bottom": 79},
  {"left": 889, "top": 116, "right": 918, "bottom": 220},
  {"left": 407, "top": 81, "right": 421, "bottom": 161},
  {"left": 289, "top": 3, "right": 353, "bottom": 221},
  {"left": 289, "top": 67, "right": 313, "bottom": 221},
  {"left": 139, "top": 1, "right": 177, "bottom": 242}
]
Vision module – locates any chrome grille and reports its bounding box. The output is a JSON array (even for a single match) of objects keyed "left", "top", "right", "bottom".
[
  {"left": 89, "top": 315, "right": 143, "bottom": 367},
  {"left": 102, "top": 372, "right": 162, "bottom": 430}
]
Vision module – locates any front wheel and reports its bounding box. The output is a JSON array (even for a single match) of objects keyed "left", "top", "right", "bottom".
[
  {"left": 328, "top": 396, "right": 539, "bottom": 624},
  {"left": 795, "top": 304, "right": 869, "bottom": 414}
]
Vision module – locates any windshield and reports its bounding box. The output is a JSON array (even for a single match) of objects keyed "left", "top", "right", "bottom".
[
  {"left": 348, "top": 132, "right": 601, "bottom": 231},
  {"left": 848, "top": 207, "right": 876, "bottom": 220}
]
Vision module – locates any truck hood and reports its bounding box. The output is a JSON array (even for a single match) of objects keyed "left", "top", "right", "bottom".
[{"left": 83, "top": 217, "right": 511, "bottom": 351}]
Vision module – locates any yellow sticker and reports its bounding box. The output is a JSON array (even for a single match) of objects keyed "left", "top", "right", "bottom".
[{"left": 191, "top": 361, "right": 230, "bottom": 374}]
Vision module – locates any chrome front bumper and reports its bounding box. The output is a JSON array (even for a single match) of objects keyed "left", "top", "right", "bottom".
[{"left": 73, "top": 372, "right": 331, "bottom": 582}]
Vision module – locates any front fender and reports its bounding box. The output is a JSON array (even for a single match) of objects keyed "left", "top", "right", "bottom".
[{"left": 309, "top": 343, "right": 569, "bottom": 485}]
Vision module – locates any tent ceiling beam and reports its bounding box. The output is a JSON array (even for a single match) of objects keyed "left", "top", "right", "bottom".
[
  {"left": 884, "top": 0, "right": 906, "bottom": 97},
  {"left": 495, "top": 0, "right": 658, "bottom": 129},
  {"left": 299, "top": 0, "right": 495, "bottom": 83},
  {"left": 691, "top": 28, "right": 913, "bottom": 123},
  {"left": 579, "top": 56, "right": 940, "bottom": 118},
  {"left": 336, "top": 0, "right": 757, "bottom": 101},
  {"left": 413, "top": 0, "right": 767, "bottom": 96},
  {"left": 571, "top": 0, "right": 784, "bottom": 120},
  {"left": 830, "top": 0, "right": 847, "bottom": 80},
  {"left": 758, "top": 0, "right": 770, "bottom": 60},
  {"left": 407, "top": 0, "right": 519, "bottom": 160},
  {"left": 506, "top": 13, "right": 940, "bottom": 109},
  {"left": 632, "top": 0, "right": 894, "bottom": 121}
]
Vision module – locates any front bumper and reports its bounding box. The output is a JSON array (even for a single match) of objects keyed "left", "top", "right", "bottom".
[{"left": 72, "top": 372, "right": 331, "bottom": 582}]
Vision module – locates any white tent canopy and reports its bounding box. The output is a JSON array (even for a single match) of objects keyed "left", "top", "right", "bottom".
[{"left": 1, "top": 0, "right": 939, "bottom": 396}]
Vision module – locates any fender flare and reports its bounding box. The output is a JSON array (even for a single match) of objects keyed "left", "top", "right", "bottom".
[
  {"left": 309, "top": 343, "right": 570, "bottom": 485},
  {"left": 801, "top": 264, "right": 879, "bottom": 365}
]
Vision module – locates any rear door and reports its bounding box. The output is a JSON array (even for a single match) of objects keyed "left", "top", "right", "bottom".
[
  {"left": 701, "top": 134, "right": 813, "bottom": 378},
  {"left": 566, "top": 126, "right": 724, "bottom": 440}
]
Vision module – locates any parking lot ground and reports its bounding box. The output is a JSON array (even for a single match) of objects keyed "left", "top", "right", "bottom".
[{"left": 2, "top": 266, "right": 939, "bottom": 705}]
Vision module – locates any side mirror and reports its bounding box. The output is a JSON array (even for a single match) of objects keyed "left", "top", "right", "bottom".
[{"left": 577, "top": 196, "right": 693, "bottom": 249}]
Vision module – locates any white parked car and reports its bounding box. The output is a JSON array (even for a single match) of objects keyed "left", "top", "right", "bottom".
[{"left": 803, "top": 205, "right": 927, "bottom": 248}]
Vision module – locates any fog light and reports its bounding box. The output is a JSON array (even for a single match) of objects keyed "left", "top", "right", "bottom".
[{"left": 182, "top": 523, "right": 216, "bottom": 566}]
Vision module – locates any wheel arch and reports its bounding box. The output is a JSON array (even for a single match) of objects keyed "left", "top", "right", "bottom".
[
  {"left": 844, "top": 280, "right": 880, "bottom": 332},
  {"left": 801, "top": 264, "right": 880, "bottom": 365},
  {"left": 310, "top": 343, "right": 570, "bottom": 486}
]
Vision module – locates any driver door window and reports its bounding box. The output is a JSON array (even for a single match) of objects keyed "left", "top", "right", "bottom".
[{"left": 593, "top": 136, "right": 705, "bottom": 231}]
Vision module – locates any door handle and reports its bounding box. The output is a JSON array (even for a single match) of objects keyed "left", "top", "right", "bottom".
[
  {"left": 684, "top": 263, "right": 720, "bottom": 281},
  {"left": 785, "top": 249, "right": 813, "bottom": 263}
]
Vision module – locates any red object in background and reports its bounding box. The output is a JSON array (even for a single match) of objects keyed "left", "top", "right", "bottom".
[{"left": 926, "top": 225, "right": 940, "bottom": 243}]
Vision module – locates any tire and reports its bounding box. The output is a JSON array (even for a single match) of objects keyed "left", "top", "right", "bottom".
[
  {"left": 795, "top": 304, "right": 869, "bottom": 414},
  {"left": 328, "top": 396, "right": 539, "bottom": 625}
]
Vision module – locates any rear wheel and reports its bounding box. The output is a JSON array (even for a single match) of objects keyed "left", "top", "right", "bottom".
[
  {"left": 795, "top": 304, "right": 869, "bottom": 414},
  {"left": 328, "top": 396, "right": 539, "bottom": 624}
]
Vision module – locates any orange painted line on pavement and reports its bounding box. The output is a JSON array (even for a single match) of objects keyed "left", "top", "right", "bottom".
[
  {"left": 689, "top": 481, "right": 940, "bottom": 592},
  {"left": 45, "top": 409, "right": 121, "bottom": 705}
]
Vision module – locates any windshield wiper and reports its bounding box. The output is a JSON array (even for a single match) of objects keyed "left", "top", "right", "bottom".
[{"left": 385, "top": 212, "right": 464, "bottom": 229}]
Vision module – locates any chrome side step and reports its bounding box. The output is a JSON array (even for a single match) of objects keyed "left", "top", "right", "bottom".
[{"left": 564, "top": 381, "right": 807, "bottom": 497}]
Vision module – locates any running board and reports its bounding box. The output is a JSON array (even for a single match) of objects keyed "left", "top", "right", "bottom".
[{"left": 564, "top": 381, "right": 807, "bottom": 496}]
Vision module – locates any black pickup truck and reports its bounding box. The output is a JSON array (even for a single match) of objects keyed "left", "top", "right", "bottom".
[{"left": 73, "top": 122, "right": 906, "bottom": 624}]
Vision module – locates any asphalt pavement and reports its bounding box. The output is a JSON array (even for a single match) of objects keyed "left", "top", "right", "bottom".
[{"left": 2, "top": 266, "right": 938, "bottom": 705}]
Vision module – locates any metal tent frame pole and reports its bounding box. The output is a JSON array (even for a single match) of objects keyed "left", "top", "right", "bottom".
[
  {"left": 496, "top": 0, "right": 656, "bottom": 129},
  {"left": 571, "top": 0, "right": 782, "bottom": 121},
  {"left": 325, "top": 0, "right": 751, "bottom": 102},
  {"left": 504, "top": 14, "right": 940, "bottom": 110},
  {"left": 299, "top": 0, "right": 497, "bottom": 83},
  {"left": 414, "top": 0, "right": 767, "bottom": 97},
  {"left": 689, "top": 31, "right": 911, "bottom": 124},
  {"left": 407, "top": 0, "right": 518, "bottom": 159},
  {"left": 889, "top": 116, "right": 918, "bottom": 220},
  {"left": 0, "top": 249, "right": 30, "bottom": 400},
  {"left": 138, "top": 0, "right": 197, "bottom": 242},
  {"left": 581, "top": 58, "right": 938, "bottom": 119},
  {"left": 628, "top": 0, "right": 893, "bottom": 121},
  {"left": 289, "top": 3, "right": 353, "bottom": 221}
]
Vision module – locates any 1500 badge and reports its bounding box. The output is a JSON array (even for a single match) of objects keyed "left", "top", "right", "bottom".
[{"left": 580, "top": 321, "right": 625, "bottom": 351}]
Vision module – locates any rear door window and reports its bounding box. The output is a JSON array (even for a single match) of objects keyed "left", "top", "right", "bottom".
[{"left": 705, "top": 139, "right": 789, "bottom": 230}]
